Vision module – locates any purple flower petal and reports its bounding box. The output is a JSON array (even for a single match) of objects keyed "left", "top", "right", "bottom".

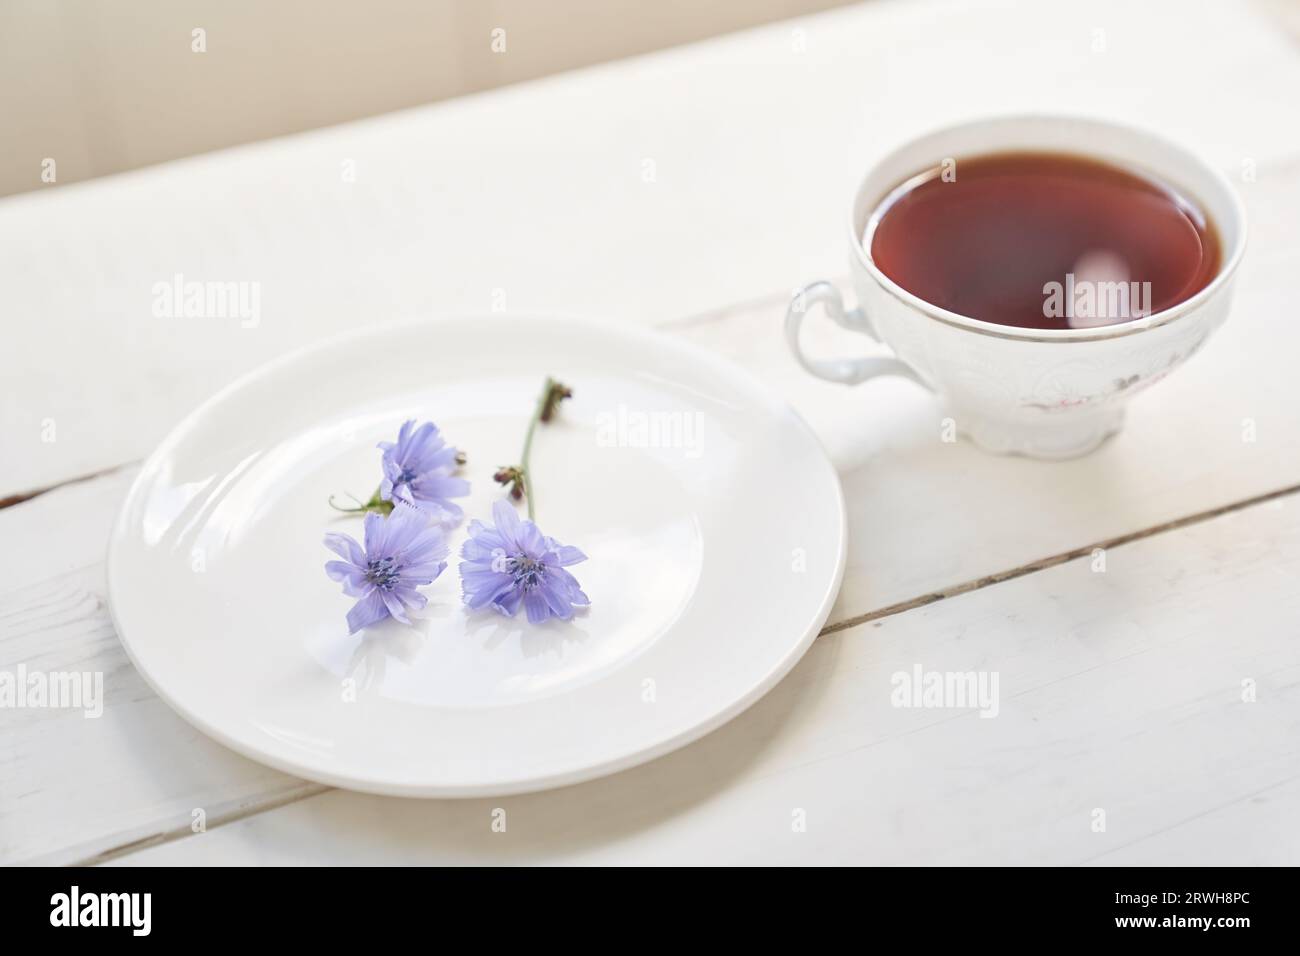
[
  {"left": 458, "top": 503, "right": 588, "bottom": 623},
  {"left": 327, "top": 507, "right": 449, "bottom": 632},
  {"left": 323, "top": 532, "right": 366, "bottom": 566},
  {"left": 523, "top": 592, "right": 550, "bottom": 624},
  {"left": 362, "top": 510, "right": 388, "bottom": 557},
  {"left": 461, "top": 569, "right": 512, "bottom": 607},
  {"left": 537, "top": 579, "right": 576, "bottom": 620},
  {"left": 401, "top": 529, "right": 450, "bottom": 565},
  {"left": 401, "top": 560, "right": 448, "bottom": 584},
  {"left": 461, "top": 523, "right": 506, "bottom": 560},
  {"left": 400, "top": 493, "right": 464, "bottom": 524},
  {"left": 346, "top": 590, "right": 388, "bottom": 633},
  {"left": 413, "top": 475, "right": 471, "bottom": 499},
  {"left": 324, "top": 561, "right": 369, "bottom": 597},
  {"left": 396, "top": 588, "right": 429, "bottom": 612},
  {"left": 376, "top": 419, "right": 468, "bottom": 523},
  {"left": 492, "top": 587, "right": 524, "bottom": 617},
  {"left": 380, "top": 590, "right": 410, "bottom": 625},
  {"left": 490, "top": 499, "right": 524, "bottom": 550},
  {"left": 548, "top": 544, "right": 587, "bottom": 566},
  {"left": 517, "top": 520, "right": 548, "bottom": 557},
  {"left": 382, "top": 506, "right": 430, "bottom": 554}
]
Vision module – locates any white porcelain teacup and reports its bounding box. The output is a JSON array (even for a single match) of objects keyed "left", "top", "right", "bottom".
[{"left": 785, "top": 115, "right": 1246, "bottom": 459}]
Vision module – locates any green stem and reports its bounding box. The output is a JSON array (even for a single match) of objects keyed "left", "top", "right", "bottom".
[
  {"left": 519, "top": 376, "right": 554, "bottom": 521},
  {"left": 328, "top": 486, "right": 392, "bottom": 515}
]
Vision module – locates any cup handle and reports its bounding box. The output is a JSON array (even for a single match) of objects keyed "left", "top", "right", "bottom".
[{"left": 784, "top": 280, "right": 926, "bottom": 387}]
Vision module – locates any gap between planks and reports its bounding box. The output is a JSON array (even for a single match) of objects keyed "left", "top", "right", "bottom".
[
  {"left": 0, "top": 461, "right": 138, "bottom": 512},
  {"left": 68, "top": 476, "right": 1300, "bottom": 866},
  {"left": 8, "top": 150, "right": 1299, "bottom": 514},
  {"left": 821, "top": 478, "right": 1300, "bottom": 635},
  {"left": 0, "top": 291, "right": 802, "bottom": 516},
  {"left": 68, "top": 784, "right": 331, "bottom": 867}
]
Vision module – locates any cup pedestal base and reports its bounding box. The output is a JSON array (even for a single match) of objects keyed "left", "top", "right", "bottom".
[{"left": 959, "top": 407, "right": 1125, "bottom": 460}]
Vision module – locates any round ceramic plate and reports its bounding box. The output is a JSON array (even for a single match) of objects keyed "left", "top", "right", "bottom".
[{"left": 108, "top": 316, "right": 846, "bottom": 796}]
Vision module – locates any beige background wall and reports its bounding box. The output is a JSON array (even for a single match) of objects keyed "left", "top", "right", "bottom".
[{"left": 0, "top": 0, "right": 853, "bottom": 198}]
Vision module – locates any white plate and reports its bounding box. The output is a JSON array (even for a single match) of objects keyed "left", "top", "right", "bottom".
[{"left": 108, "top": 317, "right": 846, "bottom": 796}]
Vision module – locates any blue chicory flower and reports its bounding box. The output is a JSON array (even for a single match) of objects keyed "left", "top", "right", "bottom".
[
  {"left": 459, "top": 499, "right": 590, "bottom": 623},
  {"left": 378, "top": 419, "right": 470, "bottom": 524},
  {"left": 324, "top": 507, "right": 449, "bottom": 633}
]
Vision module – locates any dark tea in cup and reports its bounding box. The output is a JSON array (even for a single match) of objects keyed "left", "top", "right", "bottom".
[{"left": 864, "top": 152, "right": 1220, "bottom": 331}]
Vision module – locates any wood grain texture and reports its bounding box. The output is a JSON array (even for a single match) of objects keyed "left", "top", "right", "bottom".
[
  {"left": 109, "top": 490, "right": 1300, "bottom": 865},
  {"left": 0, "top": 471, "right": 319, "bottom": 865}
]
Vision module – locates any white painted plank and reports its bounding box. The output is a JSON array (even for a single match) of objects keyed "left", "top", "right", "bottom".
[
  {"left": 0, "top": 469, "right": 319, "bottom": 866},
  {"left": 109, "top": 490, "right": 1300, "bottom": 866},
  {"left": 4, "top": 0, "right": 1300, "bottom": 496},
  {"left": 1084, "top": 777, "right": 1300, "bottom": 866}
]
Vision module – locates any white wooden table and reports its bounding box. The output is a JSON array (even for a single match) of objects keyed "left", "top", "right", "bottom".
[{"left": 4, "top": 0, "right": 1300, "bottom": 866}]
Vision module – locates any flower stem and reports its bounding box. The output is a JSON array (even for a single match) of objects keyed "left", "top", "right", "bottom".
[
  {"left": 519, "top": 376, "right": 555, "bottom": 521},
  {"left": 328, "top": 487, "right": 393, "bottom": 515}
]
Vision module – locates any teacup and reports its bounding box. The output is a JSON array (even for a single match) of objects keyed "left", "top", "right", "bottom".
[{"left": 785, "top": 115, "right": 1247, "bottom": 459}]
